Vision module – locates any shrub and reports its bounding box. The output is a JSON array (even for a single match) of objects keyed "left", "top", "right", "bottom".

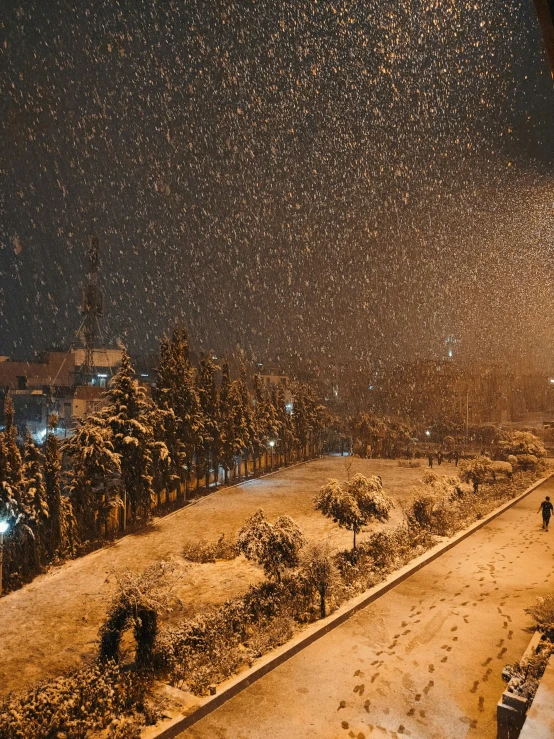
[
  {"left": 99, "top": 562, "right": 180, "bottom": 667},
  {"left": 459, "top": 456, "right": 492, "bottom": 492},
  {"left": 489, "top": 461, "right": 513, "bottom": 480},
  {"left": 237, "top": 509, "right": 305, "bottom": 583},
  {"left": 498, "top": 431, "right": 546, "bottom": 459},
  {"left": 182, "top": 534, "right": 237, "bottom": 563},
  {"left": 314, "top": 474, "right": 393, "bottom": 552},
  {"left": 502, "top": 643, "right": 554, "bottom": 704},
  {"left": 515, "top": 454, "right": 538, "bottom": 471},
  {"left": 0, "top": 661, "right": 152, "bottom": 739},
  {"left": 526, "top": 595, "right": 554, "bottom": 640},
  {"left": 300, "top": 541, "right": 338, "bottom": 618}
]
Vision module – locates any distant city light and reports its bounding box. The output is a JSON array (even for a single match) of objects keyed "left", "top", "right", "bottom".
[
  {"left": 269, "top": 440, "right": 275, "bottom": 448},
  {"left": 97, "top": 373, "right": 108, "bottom": 379},
  {"left": 550, "top": 378, "right": 554, "bottom": 384},
  {"left": 425, "top": 430, "right": 431, "bottom": 437},
  {"left": 0, "top": 521, "right": 9, "bottom": 534},
  {"left": 286, "top": 402, "right": 293, "bottom": 413},
  {"left": 368, "top": 385, "right": 374, "bottom": 390}
]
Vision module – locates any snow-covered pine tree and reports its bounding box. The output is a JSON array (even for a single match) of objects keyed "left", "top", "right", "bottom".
[
  {"left": 153, "top": 329, "right": 202, "bottom": 498},
  {"left": 66, "top": 415, "right": 121, "bottom": 539},
  {"left": 219, "top": 361, "right": 236, "bottom": 484},
  {"left": 22, "top": 432, "right": 49, "bottom": 568},
  {"left": 252, "top": 374, "right": 277, "bottom": 472},
  {"left": 230, "top": 368, "right": 253, "bottom": 479},
  {"left": 43, "top": 413, "right": 65, "bottom": 556},
  {"left": 3, "top": 394, "right": 23, "bottom": 500},
  {"left": 276, "top": 384, "right": 295, "bottom": 465},
  {"left": 196, "top": 353, "right": 221, "bottom": 488},
  {"left": 103, "top": 351, "right": 159, "bottom": 523}
]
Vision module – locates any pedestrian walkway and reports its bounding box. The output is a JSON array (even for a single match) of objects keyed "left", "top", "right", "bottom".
[{"left": 179, "top": 478, "right": 554, "bottom": 739}]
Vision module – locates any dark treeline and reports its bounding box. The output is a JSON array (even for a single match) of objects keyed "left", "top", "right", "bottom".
[{"left": 0, "top": 328, "right": 329, "bottom": 593}]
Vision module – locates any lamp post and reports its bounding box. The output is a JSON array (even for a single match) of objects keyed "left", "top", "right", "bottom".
[
  {"left": 0, "top": 520, "right": 9, "bottom": 596},
  {"left": 269, "top": 440, "right": 275, "bottom": 471}
]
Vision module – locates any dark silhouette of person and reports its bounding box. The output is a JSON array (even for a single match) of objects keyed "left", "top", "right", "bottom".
[
  {"left": 538, "top": 496, "right": 553, "bottom": 531},
  {"left": 437, "top": 450, "right": 443, "bottom": 466},
  {"left": 428, "top": 453, "right": 433, "bottom": 468},
  {"left": 454, "top": 450, "right": 460, "bottom": 467}
]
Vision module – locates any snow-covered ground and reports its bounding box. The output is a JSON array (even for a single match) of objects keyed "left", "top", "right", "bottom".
[
  {"left": 0, "top": 456, "right": 442, "bottom": 697},
  {"left": 178, "top": 476, "right": 554, "bottom": 739}
]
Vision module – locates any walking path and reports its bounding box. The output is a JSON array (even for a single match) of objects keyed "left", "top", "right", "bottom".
[
  {"left": 179, "top": 477, "right": 554, "bottom": 739},
  {"left": 0, "top": 457, "right": 431, "bottom": 697}
]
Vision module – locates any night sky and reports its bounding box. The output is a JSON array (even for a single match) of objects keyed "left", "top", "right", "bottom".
[{"left": 1, "top": 1, "right": 553, "bottom": 368}]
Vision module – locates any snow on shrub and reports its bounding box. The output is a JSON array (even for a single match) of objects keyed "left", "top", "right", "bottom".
[
  {"left": 458, "top": 456, "right": 492, "bottom": 492},
  {"left": 182, "top": 533, "right": 237, "bottom": 563},
  {"left": 237, "top": 509, "right": 305, "bottom": 582},
  {"left": 502, "top": 643, "right": 554, "bottom": 705},
  {"left": 498, "top": 431, "right": 546, "bottom": 459},
  {"left": 489, "top": 461, "right": 512, "bottom": 480},
  {"left": 526, "top": 595, "right": 554, "bottom": 640},
  {"left": 300, "top": 541, "right": 339, "bottom": 618},
  {"left": 0, "top": 661, "right": 154, "bottom": 739},
  {"left": 314, "top": 473, "right": 392, "bottom": 552},
  {"left": 514, "top": 454, "right": 538, "bottom": 470}
]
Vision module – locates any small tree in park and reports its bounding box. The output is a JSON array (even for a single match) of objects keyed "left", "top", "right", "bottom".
[
  {"left": 237, "top": 509, "right": 305, "bottom": 583},
  {"left": 459, "top": 456, "right": 491, "bottom": 493},
  {"left": 314, "top": 473, "right": 392, "bottom": 554},
  {"left": 301, "top": 540, "right": 338, "bottom": 618}
]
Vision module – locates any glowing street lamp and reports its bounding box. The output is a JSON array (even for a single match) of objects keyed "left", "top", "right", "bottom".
[
  {"left": 0, "top": 520, "right": 9, "bottom": 596},
  {"left": 269, "top": 440, "right": 275, "bottom": 470}
]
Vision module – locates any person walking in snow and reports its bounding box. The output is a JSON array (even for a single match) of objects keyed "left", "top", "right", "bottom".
[
  {"left": 538, "top": 496, "right": 553, "bottom": 531},
  {"left": 454, "top": 450, "right": 460, "bottom": 467},
  {"left": 428, "top": 452, "right": 434, "bottom": 468}
]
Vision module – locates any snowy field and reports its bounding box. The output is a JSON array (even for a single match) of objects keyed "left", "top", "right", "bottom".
[{"left": 0, "top": 456, "right": 452, "bottom": 697}]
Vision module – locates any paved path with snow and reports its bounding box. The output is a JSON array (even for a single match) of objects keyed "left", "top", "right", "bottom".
[
  {"left": 179, "top": 477, "right": 554, "bottom": 739},
  {"left": 0, "top": 456, "right": 433, "bottom": 697}
]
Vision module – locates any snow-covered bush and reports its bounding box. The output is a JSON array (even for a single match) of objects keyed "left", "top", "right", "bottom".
[
  {"left": 314, "top": 473, "right": 392, "bottom": 552},
  {"left": 526, "top": 595, "right": 554, "bottom": 640},
  {"left": 237, "top": 509, "right": 305, "bottom": 582},
  {"left": 397, "top": 459, "right": 421, "bottom": 468},
  {"left": 300, "top": 541, "right": 338, "bottom": 617},
  {"left": 0, "top": 661, "right": 153, "bottom": 739},
  {"left": 489, "top": 461, "right": 513, "bottom": 480},
  {"left": 458, "top": 456, "right": 492, "bottom": 492},
  {"left": 182, "top": 533, "right": 237, "bottom": 563},
  {"left": 99, "top": 562, "right": 180, "bottom": 667},
  {"left": 502, "top": 643, "right": 554, "bottom": 705},
  {"left": 514, "top": 454, "right": 539, "bottom": 470},
  {"left": 498, "top": 431, "right": 546, "bottom": 459}
]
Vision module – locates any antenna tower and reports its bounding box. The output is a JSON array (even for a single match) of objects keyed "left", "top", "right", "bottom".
[{"left": 80, "top": 235, "right": 103, "bottom": 382}]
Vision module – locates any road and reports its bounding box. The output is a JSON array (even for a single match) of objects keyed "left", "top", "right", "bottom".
[{"left": 179, "top": 477, "right": 554, "bottom": 739}]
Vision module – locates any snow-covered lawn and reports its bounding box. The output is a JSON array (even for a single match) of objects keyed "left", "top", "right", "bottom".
[{"left": 0, "top": 456, "right": 454, "bottom": 696}]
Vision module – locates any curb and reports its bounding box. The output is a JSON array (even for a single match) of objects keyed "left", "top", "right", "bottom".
[{"left": 143, "top": 472, "right": 553, "bottom": 739}]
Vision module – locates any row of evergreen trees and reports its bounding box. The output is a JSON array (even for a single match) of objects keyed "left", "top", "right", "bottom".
[{"left": 0, "top": 329, "right": 328, "bottom": 592}]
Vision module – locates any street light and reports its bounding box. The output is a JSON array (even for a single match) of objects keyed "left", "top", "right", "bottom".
[
  {"left": 0, "top": 520, "right": 9, "bottom": 596},
  {"left": 269, "top": 440, "right": 275, "bottom": 471}
]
